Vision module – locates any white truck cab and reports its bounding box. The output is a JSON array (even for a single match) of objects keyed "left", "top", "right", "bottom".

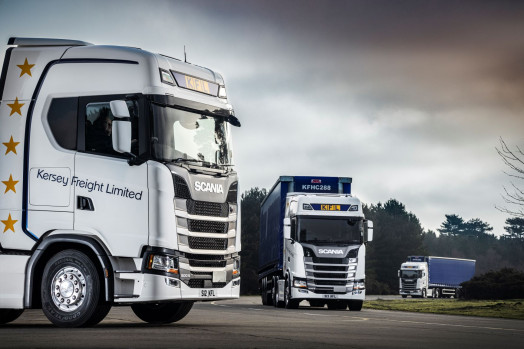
[{"left": 0, "top": 38, "right": 241, "bottom": 327}]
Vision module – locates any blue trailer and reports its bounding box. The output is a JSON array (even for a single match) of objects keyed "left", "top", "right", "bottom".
[
  {"left": 399, "top": 256, "right": 476, "bottom": 298},
  {"left": 258, "top": 176, "right": 374, "bottom": 310}
]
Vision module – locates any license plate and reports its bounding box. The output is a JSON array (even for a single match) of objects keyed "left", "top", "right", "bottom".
[
  {"left": 322, "top": 294, "right": 338, "bottom": 299},
  {"left": 200, "top": 289, "right": 217, "bottom": 298}
]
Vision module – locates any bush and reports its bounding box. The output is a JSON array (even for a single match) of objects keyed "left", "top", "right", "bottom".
[{"left": 461, "top": 268, "right": 524, "bottom": 299}]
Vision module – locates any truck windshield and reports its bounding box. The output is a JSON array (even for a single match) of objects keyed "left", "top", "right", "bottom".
[
  {"left": 400, "top": 270, "right": 421, "bottom": 279},
  {"left": 151, "top": 105, "right": 233, "bottom": 167},
  {"left": 297, "top": 217, "right": 362, "bottom": 245}
]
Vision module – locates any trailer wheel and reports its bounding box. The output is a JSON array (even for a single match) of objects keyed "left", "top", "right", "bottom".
[
  {"left": 401, "top": 295, "right": 407, "bottom": 299},
  {"left": 261, "top": 278, "right": 268, "bottom": 305},
  {"left": 348, "top": 300, "right": 363, "bottom": 311},
  {"left": 131, "top": 301, "right": 193, "bottom": 324},
  {"left": 41, "top": 249, "right": 111, "bottom": 327},
  {"left": 272, "top": 276, "right": 284, "bottom": 308},
  {"left": 0, "top": 309, "right": 24, "bottom": 324},
  {"left": 284, "top": 278, "right": 299, "bottom": 309}
]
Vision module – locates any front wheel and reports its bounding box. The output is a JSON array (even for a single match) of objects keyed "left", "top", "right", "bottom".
[
  {"left": 434, "top": 288, "right": 440, "bottom": 299},
  {"left": 0, "top": 309, "right": 24, "bottom": 324},
  {"left": 131, "top": 301, "right": 193, "bottom": 324},
  {"left": 284, "top": 279, "right": 299, "bottom": 309},
  {"left": 401, "top": 295, "right": 407, "bottom": 299},
  {"left": 41, "top": 249, "right": 111, "bottom": 327},
  {"left": 422, "top": 289, "right": 427, "bottom": 298}
]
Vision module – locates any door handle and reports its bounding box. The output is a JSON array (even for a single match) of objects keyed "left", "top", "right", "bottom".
[{"left": 77, "top": 196, "right": 95, "bottom": 211}]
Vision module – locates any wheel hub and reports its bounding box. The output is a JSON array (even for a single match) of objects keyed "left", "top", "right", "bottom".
[{"left": 51, "top": 266, "right": 87, "bottom": 312}]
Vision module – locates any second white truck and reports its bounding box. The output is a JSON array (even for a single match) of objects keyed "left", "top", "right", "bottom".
[{"left": 258, "top": 176, "right": 373, "bottom": 310}]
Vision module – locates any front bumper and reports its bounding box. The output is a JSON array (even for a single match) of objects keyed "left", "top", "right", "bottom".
[
  {"left": 291, "top": 287, "right": 365, "bottom": 301},
  {"left": 116, "top": 273, "right": 240, "bottom": 303}
]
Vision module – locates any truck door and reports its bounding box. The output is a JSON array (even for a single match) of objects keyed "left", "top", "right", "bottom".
[{"left": 74, "top": 96, "right": 148, "bottom": 257}]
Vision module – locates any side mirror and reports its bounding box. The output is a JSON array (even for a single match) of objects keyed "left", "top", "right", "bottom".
[
  {"left": 283, "top": 226, "right": 291, "bottom": 240},
  {"left": 110, "top": 100, "right": 131, "bottom": 154},
  {"left": 365, "top": 220, "right": 374, "bottom": 242},
  {"left": 226, "top": 115, "right": 241, "bottom": 127}
]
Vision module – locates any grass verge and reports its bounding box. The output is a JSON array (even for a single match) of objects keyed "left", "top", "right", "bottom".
[{"left": 363, "top": 298, "right": 524, "bottom": 320}]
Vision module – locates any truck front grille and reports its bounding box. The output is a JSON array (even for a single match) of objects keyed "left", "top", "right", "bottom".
[
  {"left": 187, "top": 199, "right": 229, "bottom": 217},
  {"left": 189, "top": 260, "right": 227, "bottom": 268},
  {"left": 311, "top": 280, "right": 347, "bottom": 286},
  {"left": 188, "top": 237, "right": 228, "bottom": 250},
  {"left": 312, "top": 257, "right": 348, "bottom": 264},
  {"left": 187, "top": 280, "right": 227, "bottom": 289},
  {"left": 174, "top": 175, "right": 191, "bottom": 199},
  {"left": 312, "top": 272, "right": 347, "bottom": 279},
  {"left": 313, "top": 265, "right": 346, "bottom": 272},
  {"left": 401, "top": 281, "right": 416, "bottom": 291},
  {"left": 188, "top": 219, "right": 228, "bottom": 234}
]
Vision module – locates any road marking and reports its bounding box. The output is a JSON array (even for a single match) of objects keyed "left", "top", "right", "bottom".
[
  {"left": 303, "top": 312, "right": 332, "bottom": 317},
  {"left": 248, "top": 308, "right": 263, "bottom": 311}
]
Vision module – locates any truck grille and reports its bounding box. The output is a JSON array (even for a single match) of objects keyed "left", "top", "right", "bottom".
[
  {"left": 187, "top": 199, "right": 229, "bottom": 217},
  {"left": 401, "top": 280, "right": 416, "bottom": 291},
  {"left": 304, "top": 256, "right": 356, "bottom": 294},
  {"left": 188, "top": 219, "right": 228, "bottom": 234},
  {"left": 189, "top": 260, "right": 227, "bottom": 268},
  {"left": 312, "top": 280, "right": 347, "bottom": 286},
  {"left": 174, "top": 175, "right": 191, "bottom": 199},
  {"left": 187, "top": 280, "right": 227, "bottom": 289},
  {"left": 312, "top": 272, "right": 347, "bottom": 279},
  {"left": 188, "top": 237, "right": 228, "bottom": 250},
  {"left": 312, "top": 257, "right": 348, "bottom": 264}
]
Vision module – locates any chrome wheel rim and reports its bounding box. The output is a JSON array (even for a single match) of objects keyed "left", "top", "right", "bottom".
[{"left": 51, "top": 266, "right": 87, "bottom": 312}]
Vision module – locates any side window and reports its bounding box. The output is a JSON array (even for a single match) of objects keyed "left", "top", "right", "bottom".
[
  {"left": 47, "top": 97, "right": 78, "bottom": 150},
  {"left": 85, "top": 100, "right": 139, "bottom": 156}
]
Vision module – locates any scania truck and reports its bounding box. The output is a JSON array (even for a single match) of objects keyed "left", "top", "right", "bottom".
[
  {"left": 258, "top": 176, "right": 373, "bottom": 310},
  {"left": 399, "top": 256, "right": 475, "bottom": 298},
  {"left": 0, "top": 38, "right": 241, "bottom": 327}
]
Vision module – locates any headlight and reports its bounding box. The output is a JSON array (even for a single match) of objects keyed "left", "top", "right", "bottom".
[
  {"left": 303, "top": 247, "right": 314, "bottom": 257},
  {"left": 293, "top": 278, "right": 307, "bottom": 288},
  {"left": 347, "top": 265, "right": 356, "bottom": 271},
  {"left": 348, "top": 258, "right": 357, "bottom": 263},
  {"left": 233, "top": 257, "right": 240, "bottom": 277},
  {"left": 147, "top": 254, "right": 179, "bottom": 275}
]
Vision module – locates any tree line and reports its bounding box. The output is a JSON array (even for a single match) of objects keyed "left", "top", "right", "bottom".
[{"left": 239, "top": 189, "right": 524, "bottom": 295}]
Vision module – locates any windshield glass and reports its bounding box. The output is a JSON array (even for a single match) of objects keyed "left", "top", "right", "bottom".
[
  {"left": 297, "top": 217, "right": 363, "bottom": 245},
  {"left": 151, "top": 105, "right": 233, "bottom": 166},
  {"left": 400, "top": 270, "right": 421, "bottom": 279}
]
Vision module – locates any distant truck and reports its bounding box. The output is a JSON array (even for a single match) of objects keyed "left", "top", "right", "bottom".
[
  {"left": 258, "top": 176, "right": 373, "bottom": 310},
  {"left": 399, "top": 256, "right": 475, "bottom": 298}
]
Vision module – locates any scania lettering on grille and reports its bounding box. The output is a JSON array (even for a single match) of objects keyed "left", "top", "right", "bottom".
[
  {"left": 318, "top": 249, "right": 344, "bottom": 255},
  {"left": 194, "top": 181, "right": 224, "bottom": 194}
]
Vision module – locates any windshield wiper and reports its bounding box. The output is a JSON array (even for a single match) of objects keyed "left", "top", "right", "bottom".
[{"left": 168, "top": 158, "right": 231, "bottom": 171}]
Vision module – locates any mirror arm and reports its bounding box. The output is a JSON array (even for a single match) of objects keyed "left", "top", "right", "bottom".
[{"left": 126, "top": 153, "right": 146, "bottom": 166}]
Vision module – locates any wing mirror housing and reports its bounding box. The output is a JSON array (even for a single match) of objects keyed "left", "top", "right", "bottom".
[
  {"left": 365, "top": 220, "right": 374, "bottom": 243},
  {"left": 110, "top": 100, "right": 141, "bottom": 166}
]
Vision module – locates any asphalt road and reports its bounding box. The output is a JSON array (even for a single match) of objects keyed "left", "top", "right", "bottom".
[{"left": 1, "top": 296, "right": 523, "bottom": 349}]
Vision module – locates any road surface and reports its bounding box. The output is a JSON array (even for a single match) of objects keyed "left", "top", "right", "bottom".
[{"left": 1, "top": 296, "right": 523, "bottom": 348}]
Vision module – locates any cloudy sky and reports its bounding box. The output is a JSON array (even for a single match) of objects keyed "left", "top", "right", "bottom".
[{"left": 1, "top": 0, "right": 523, "bottom": 235}]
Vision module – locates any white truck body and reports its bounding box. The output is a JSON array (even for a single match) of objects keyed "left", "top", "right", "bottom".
[
  {"left": 258, "top": 176, "right": 373, "bottom": 311},
  {"left": 0, "top": 38, "right": 240, "bottom": 326}
]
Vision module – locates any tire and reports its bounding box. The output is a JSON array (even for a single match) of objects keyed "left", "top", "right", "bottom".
[
  {"left": 434, "top": 288, "right": 440, "bottom": 299},
  {"left": 348, "top": 300, "right": 363, "bottom": 311},
  {"left": 401, "top": 295, "right": 407, "bottom": 299},
  {"left": 132, "top": 301, "right": 193, "bottom": 324},
  {"left": 309, "top": 300, "right": 325, "bottom": 308},
  {"left": 273, "top": 276, "right": 284, "bottom": 308},
  {"left": 261, "top": 278, "right": 268, "bottom": 305},
  {"left": 41, "top": 249, "right": 111, "bottom": 328},
  {"left": 0, "top": 309, "right": 24, "bottom": 324},
  {"left": 284, "top": 278, "right": 299, "bottom": 309},
  {"left": 422, "top": 289, "right": 427, "bottom": 299}
]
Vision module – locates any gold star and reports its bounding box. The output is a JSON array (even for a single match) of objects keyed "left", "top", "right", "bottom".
[
  {"left": 2, "top": 213, "right": 17, "bottom": 233},
  {"left": 7, "top": 97, "right": 24, "bottom": 116},
  {"left": 3, "top": 136, "right": 20, "bottom": 155},
  {"left": 2, "top": 175, "right": 19, "bottom": 194},
  {"left": 17, "top": 58, "right": 35, "bottom": 77}
]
